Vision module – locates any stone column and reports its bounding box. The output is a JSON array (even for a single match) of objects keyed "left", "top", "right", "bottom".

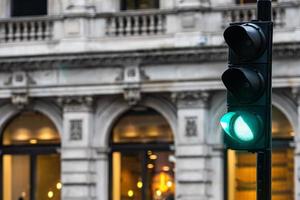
[
  {"left": 172, "top": 91, "right": 211, "bottom": 200},
  {"left": 59, "top": 96, "right": 96, "bottom": 200},
  {"left": 0, "top": 0, "right": 10, "bottom": 18}
]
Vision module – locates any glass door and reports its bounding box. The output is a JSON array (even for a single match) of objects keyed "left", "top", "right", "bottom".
[{"left": 3, "top": 155, "right": 30, "bottom": 200}]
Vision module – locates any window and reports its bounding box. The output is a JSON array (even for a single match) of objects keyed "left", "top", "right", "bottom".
[
  {"left": 110, "top": 108, "right": 175, "bottom": 200},
  {"left": 236, "top": 0, "right": 277, "bottom": 4},
  {"left": 1, "top": 112, "right": 61, "bottom": 200},
  {"left": 11, "top": 0, "right": 47, "bottom": 17},
  {"left": 121, "top": 0, "right": 159, "bottom": 10},
  {"left": 227, "top": 106, "right": 294, "bottom": 200},
  {"left": 236, "top": 0, "right": 256, "bottom": 4}
]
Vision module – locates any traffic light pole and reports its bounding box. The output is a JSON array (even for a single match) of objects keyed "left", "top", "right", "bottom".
[{"left": 256, "top": 1, "right": 272, "bottom": 200}]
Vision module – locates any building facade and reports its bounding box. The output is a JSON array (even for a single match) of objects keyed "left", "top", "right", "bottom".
[{"left": 0, "top": 0, "right": 300, "bottom": 200}]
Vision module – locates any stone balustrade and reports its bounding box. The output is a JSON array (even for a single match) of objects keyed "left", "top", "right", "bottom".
[
  {"left": 0, "top": 17, "right": 55, "bottom": 43},
  {"left": 221, "top": 4, "right": 286, "bottom": 28},
  {"left": 0, "top": 2, "right": 297, "bottom": 45},
  {"left": 105, "top": 11, "right": 166, "bottom": 37}
]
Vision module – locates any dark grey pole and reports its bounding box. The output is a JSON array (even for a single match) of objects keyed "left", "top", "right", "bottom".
[
  {"left": 256, "top": 1, "right": 272, "bottom": 200},
  {"left": 257, "top": 0, "right": 272, "bottom": 21}
]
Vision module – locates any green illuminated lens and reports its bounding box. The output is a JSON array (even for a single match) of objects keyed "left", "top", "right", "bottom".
[
  {"left": 233, "top": 116, "right": 254, "bottom": 141},
  {"left": 220, "top": 112, "right": 236, "bottom": 136},
  {"left": 220, "top": 111, "right": 261, "bottom": 143}
]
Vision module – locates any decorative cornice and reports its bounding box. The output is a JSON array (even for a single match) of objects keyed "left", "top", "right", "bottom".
[{"left": 0, "top": 42, "right": 300, "bottom": 70}]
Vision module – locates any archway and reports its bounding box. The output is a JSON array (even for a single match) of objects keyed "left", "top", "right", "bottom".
[
  {"left": 109, "top": 107, "right": 175, "bottom": 200},
  {"left": 227, "top": 106, "right": 295, "bottom": 200},
  {"left": 0, "top": 111, "right": 61, "bottom": 200}
]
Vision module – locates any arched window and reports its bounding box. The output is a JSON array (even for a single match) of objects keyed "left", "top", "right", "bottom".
[
  {"left": 110, "top": 107, "right": 175, "bottom": 200},
  {"left": 227, "top": 106, "right": 294, "bottom": 200},
  {"left": 0, "top": 111, "right": 61, "bottom": 200},
  {"left": 11, "top": 0, "right": 47, "bottom": 17}
]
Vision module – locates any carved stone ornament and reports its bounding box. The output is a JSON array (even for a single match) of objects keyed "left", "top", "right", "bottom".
[
  {"left": 123, "top": 86, "right": 141, "bottom": 105},
  {"left": 11, "top": 92, "right": 29, "bottom": 108},
  {"left": 172, "top": 91, "right": 210, "bottom": 108},
  {"left": 57, "top": 96, "right": 93, "bottom": 112},
  {"left": 185, "top": 116, "right": 198, "bottom": 137},
  {"left": 69, "top": 119, "right": 83, "bottom": 141}
]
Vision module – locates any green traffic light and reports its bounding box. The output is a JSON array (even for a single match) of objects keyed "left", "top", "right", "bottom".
[{"left": 220, "top": 111, "right": 261, "bottom": 143}]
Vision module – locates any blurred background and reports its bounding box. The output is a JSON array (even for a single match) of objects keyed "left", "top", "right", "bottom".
[{"left": 0, "top": 0, "right": 299, "bottom": 200}]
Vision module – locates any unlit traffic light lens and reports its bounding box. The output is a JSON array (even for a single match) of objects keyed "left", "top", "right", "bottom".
[
  {"left": 220, "top": 111, "right": 262, "bottom": 143},
  {"left": 223, "top": 23, "right": 266, "bottom": 60}
]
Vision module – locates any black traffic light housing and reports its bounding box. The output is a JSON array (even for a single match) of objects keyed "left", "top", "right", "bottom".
[{"left": 221, "top": 21, "right": 273, "bottom": 151}]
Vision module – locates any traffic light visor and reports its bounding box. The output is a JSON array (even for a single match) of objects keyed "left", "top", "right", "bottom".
[
  {"left": 224, "top": 23, "right": 266, "bottom": 60},
  {"left": 220, "top": 111, "right": 262, "bottom": 143}
]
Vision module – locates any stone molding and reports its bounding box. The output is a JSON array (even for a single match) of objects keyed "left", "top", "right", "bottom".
[
  {"left": 172, "top": 90, "right": 210, "bottom": 108},
  {"left": 1, "top": 42, "right": 300, "bottom": 70},
  {"left": 57, "top": 96, "right": 93, "bottom": 112}
]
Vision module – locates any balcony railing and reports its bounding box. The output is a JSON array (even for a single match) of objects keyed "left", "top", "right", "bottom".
[
  {"left": 0, "top": 17, "right": 55, "bottom": 43},
  {"left": 105, "top": 11, "right": 166, "bottom": 37},
  {"left": 221, "top": 4, "right": 286, "bottom": 28}
]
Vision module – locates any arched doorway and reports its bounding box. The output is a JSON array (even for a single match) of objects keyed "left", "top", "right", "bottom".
[
  {"left": 227, "top": 106, "right": 295, "bottom": 200},
  {"left": 0, "top": 111, "right": 61, "bottom": 200},
  {"left": 110, "top": 107, "right": 175, "bottom": 200}
]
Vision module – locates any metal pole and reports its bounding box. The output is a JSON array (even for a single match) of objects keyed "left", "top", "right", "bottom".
[
  {"left": 256, "top": 1, "right": 272, "bottom": 200},
  {"left": 257, "top": 149, "right": 272, "bottom": 200},
  {"left": 257, "top": 0, "right": 272, "bottom": 21}
]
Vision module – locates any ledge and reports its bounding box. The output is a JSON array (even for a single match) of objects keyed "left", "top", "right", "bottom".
[{"left": 0, "top": 42, "right": 299, "bottom": 70}]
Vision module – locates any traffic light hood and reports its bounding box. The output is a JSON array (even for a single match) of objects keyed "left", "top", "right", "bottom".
[{"left": 223, "top": 23, "right": 266, "bottom": 61}]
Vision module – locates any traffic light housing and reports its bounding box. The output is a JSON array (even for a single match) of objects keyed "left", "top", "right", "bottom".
[{"left": 220, "top": 21, "right": 273, "bottom": 151}]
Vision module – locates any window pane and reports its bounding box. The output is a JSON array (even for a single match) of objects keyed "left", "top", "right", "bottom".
[
  {"left": 3, "top": 112, "right": 60, "bottom": 146},
  {"left": 3, "top": 155, "right": 30, "bottom": 200},
  {"left": 11, "top": 0, "right": 47, "bottom": 17},
  {"left": 35, "top": 154, "right": 61, "bottom": 200},
  {"left": 272, "top": 148, "right": 294, "bottom": 200},
  {"left": 112, "top": 108, "right": 173, "bottom": 143},
  {"left": 272, "top": 106, "right": 294, "bottom": 138},
  {"left": 146, "top": 151, "right": 175, "bottom": 200},
  {"left": 228, "top": 148, "right": 294, "bottom": 200},
  {"left": 112, "top": 152, "right": 143, "bottom": 200},
  {"left": 121, "top": 0, "right": 159, "bottom": 10}
]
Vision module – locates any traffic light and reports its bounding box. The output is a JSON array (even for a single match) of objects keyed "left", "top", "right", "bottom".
[{"left": 220, "top": 21, "right": 273, "bottom": 151}]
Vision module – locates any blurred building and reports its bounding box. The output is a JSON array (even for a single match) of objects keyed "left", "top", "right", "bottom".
[{"left": 0, "top": 0, "right": 299, "bottom": 200}]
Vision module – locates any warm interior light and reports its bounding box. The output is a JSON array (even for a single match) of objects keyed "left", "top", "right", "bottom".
[
  {"left": 14, "top": 128, "right": 31, "bottom": 141},
  {"left": 156, "top": 190, "right": 162, "bottom": 196},
  {"left": 29, "top": 139, "right": 38, "bottom": 144},
  {"left": 147, "top": 164, "right": 154, "bottom": 169},
  {"left": 150, "top": 154, "right": 157, "bottom": 160},
  {"left": 38, "top": 127, "right": 57, "bottom": 140},
  {"left": 147, "top": 150, "right": 152, "bottom": 155},
  {"left": 127, "top": 190, "right": 134, "bottom": 197},
  {"left": 137, "top": 181, "right": 143, "bottom": 188},
  {"left": 162, "top": 166, "right": 170, "bottom": 171},
  {"left": 56, "top": 182, "right": 62, "bottom": 190},
  {"left": 167, "top": 181, "right": 173, "bottom": 187},
  {"left": 48, "top": 191, "right": 54, "bottom": 198}
]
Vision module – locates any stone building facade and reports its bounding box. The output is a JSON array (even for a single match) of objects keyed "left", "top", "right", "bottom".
[{"left": 0, "top": 0, "right": 300, "bottom": 200}]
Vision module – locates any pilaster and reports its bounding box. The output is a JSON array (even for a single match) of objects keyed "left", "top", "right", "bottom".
[
  {"left": 172, "top": 91, "right": 211, "bottom": 200},
  {"left": 59, "top": 96, "right": 96, "bottom": 200}
]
